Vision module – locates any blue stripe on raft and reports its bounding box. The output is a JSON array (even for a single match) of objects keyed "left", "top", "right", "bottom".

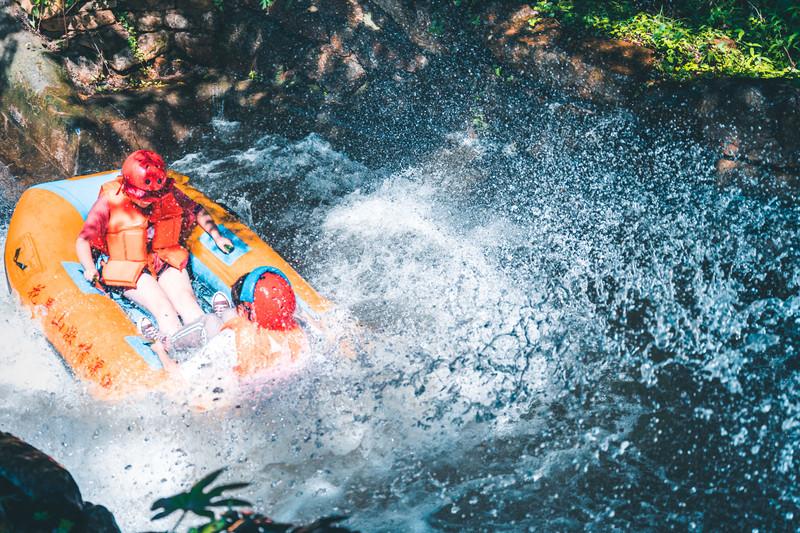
[
  {"left": 125, "top": 336, "right": 162, "bottom": 369},
  {"left": 190, "top": 254, "right": 232, "bottom": 301},
  {"left": 32, "top": 171, "right": 120, "bottom": 220},
  {"left": 61, "top": 261, "right": 104, "bottom": 295},
  {"left": 198, "top": 224, "right": 249, "bottom": 266}
]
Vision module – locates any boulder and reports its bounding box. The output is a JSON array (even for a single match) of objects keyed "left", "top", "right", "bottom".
[
  {"left": 164, "top": 10, "right": 190, "bottom": 30},
  {"left": 109, "top": 47, "right": 136, "bottom": 71},
  {"left": 135, "top": 10, "right": 163, "bottom": 32},
  {"left": 175, "top": 0, "right": 214, "bottom": 10},
  {"left": 173, "top": 31, "right": 215, "bottom": 64},
  {"left": 40, "top": 9, "right": 117, "bottom": 33},
  {"left": 481, "top": 3, "right": 654, "bottom": 105},
  {"left": 643, "top": 79, "right": 800, "bottom": 186},
  {"left": 77, "top": 0, "right": 119, "bottom": 11},
  {"left": 137, "top": 30, "right": 170, "bottom": 61},
  {"left": 125, "top": 0, "right": 166, "bottom": 10},
  {"left": 0, "top": 4, "right": 81, "bottom": 176},
  {"left": 0, "top": 431, "right": 84, "bottom": 517},
  {"left": 0, "top": 432, "right": 121, "bottom": 532},
  {"left": 64, "top": 53, "right": 104, "bottom": 87},
  {"left": 196, "top": 9, "right": 218, "bottom": 32}
]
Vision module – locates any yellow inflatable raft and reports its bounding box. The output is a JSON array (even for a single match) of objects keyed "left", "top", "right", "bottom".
[{"left": 4, "top": 169, "right": 330, "bottom": 398}]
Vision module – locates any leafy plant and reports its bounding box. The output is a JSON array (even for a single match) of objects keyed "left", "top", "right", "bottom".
[
  {"left": 115, "top": 11, "right": 146, "bottom": 62},
  {"left": 27, "top": 0, "right": 79, "bottom": 30},
  {"left": 151, "top": 468, "right": 251, "bottom": 531},
  {"left": 149, "top": 468, "right": 357, "bottom": 533},
  {"left": 528, "top": 0, "right": 800, "bottom": 79},
  {"left": 260, "top": 0, "right": 274, "bottom": 10}
]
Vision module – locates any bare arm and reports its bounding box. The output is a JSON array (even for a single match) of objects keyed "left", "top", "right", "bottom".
[
  {"left": 196, "top": 207, "right": 233, "bottom": 253},
  {"left": 75, "top": 236, "right": 98, "bottom": 282}
]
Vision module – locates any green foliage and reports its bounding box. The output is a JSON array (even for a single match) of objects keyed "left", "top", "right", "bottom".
[
  {"left": 528, "top": 0, "right": 800, "bottom": 79},
  {"left": 212, "top": 0, "right": 223, "bottom": 11},
  {"left": 151, "top": 468, "right": 251, "bottom": 528},
  {"left": 260, "top": 0, "right": 274, "bottom": 10},
  {"left": 28, "top": 0, "right": 79, "bottom": 28},
  {"left": 115, "top": 11, "right": 146, "bottom": 62},
  {"left": 149, "top": 468, "right": 355, "bottom": 533}
]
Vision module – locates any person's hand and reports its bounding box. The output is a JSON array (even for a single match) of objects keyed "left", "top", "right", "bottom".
[
  {"left": 83, "top": 267, "right": 99, "bottom": 284},
  {"left": 214, "top": 235, "right": 234, "bottom": 254}
]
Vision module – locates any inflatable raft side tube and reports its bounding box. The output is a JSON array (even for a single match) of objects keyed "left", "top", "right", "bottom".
[
  {"left": 4, "top": 186, "right": 166, "bottom": 397},
  {"left": 32, "top": 170, "right": 120, "bottom": 218},
  {"left": 174, "top": 177, "right": 332, "bottom": 314}
]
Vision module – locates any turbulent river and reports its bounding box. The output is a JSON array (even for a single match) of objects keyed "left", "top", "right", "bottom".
[{"left": 1, "top": 75, "right": 799, "bottom": 531}]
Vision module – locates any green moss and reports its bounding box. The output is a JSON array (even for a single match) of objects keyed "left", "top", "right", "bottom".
[{"left": 529, "top": 0, "right": 800, "bottom": 80}]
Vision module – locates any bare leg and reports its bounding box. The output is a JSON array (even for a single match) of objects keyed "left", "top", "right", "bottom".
[
  {"left": 123, "top": 273, "right": 182, "bottom": 336},
  {"left": 151, "top": 340, "right": 177, "bottom": 371},
  {"left": 157, "top": 267, "right": 204, "bottom": 324}
]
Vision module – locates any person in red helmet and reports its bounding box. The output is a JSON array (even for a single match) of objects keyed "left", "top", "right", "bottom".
[
  {"left": 212, "top": 267, "right": 309, "bottom": 376},
  {"left": 75, "top": 150, "right": 233, "bottom": 354}
]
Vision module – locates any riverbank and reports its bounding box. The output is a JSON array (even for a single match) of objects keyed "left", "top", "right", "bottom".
[{"left": 0, "top": 0, "right": 798, "bottom": 196}]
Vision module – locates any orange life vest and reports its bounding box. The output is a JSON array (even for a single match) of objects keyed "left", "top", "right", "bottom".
[
  {"left": 222, "top": 316, "right": 307, "bottom": 376},
  {"left": 97, "top": 179, "right": 190, "bottom": 288}
]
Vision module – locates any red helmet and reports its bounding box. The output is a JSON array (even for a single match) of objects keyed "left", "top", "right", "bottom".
[
  {"left": 247, "top": 271, "right": 298, "bottom": 331},
  {"left": 121, "top": 150, "right": 171, "bottom": 200}
]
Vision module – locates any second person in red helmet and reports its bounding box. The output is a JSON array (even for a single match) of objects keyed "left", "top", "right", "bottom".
[
  {"left": 75, "top": 150, "right": 233, "bottom": 354},
  {"left": 213, "top": 267, "right": 309, "bottom": 376}
]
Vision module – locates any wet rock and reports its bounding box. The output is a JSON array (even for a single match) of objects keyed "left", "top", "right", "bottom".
[
  {"left": 176, "top": 0, "right": 214, "bottom": 10},
  {"left": 82, "top": 502, "right": 121, "bottom": 532},
  {"left": 0, "top": 432, "right": 83, "bottom": 516},
  {"left": 696, "top": 81, "right": 800, "bottom": 171},
  {"left": 78, "top": 0, "right": 119, "bottom": 11},
  {"left": 92, "top": 22, "right": 134, "bottom": 59},
  {"left": 269, "top": 0, "right": 338, "bottom": 42},
  {"left": 137, "top": 30, "right": 170, "bottom": 61},
  {"left": 644, "top": 79, "right": 800, "bottom": 188},
  {"left": 0, "top": 3, "right": 82, "bottom": 176},
  {"left": 64, "top": 53, "right": 103, "bottom": 88},
  {"left": 196, "top": 9, "right": 219, "bottom": 32},
  {"left": 482, "top": 3, "right": 654, "bottom": 105},
  {"left": 109, "top": 47, "right": 136, "bottom": 71},
  {"left": 164, "top": 10, "right": 190, "bottom": 30},
  {"left": 371, "top": 0, "right": 443, "bottom": 52},
  {"left": 40, "top": 9, "right": 117, "bottom": 33},
  {"left": 135, "top": 11, "right": 163, "bottom": 32},
  {"left": 311, "top": 34, "right": 369, "bottom": 97},
  {"left": 125, "top": 0, "right": 164, "bottom": 10},
  {"left": 174, "top": 31, "right": 215, "bottom": 64},
  {"left": 478, "top": 2, "right": 798, "bottom": 188},
  {"left": 0, "top": 432, "right": 121, "bottom": 532}
]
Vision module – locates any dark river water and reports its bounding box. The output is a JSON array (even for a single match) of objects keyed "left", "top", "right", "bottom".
[{"left": 1, "top": 50, "right": 799, "bottom": 531}]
